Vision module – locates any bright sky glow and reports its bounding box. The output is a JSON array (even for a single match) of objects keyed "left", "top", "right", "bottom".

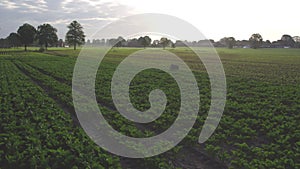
[{"left": 0, "top": 0, "right": 299, "bottom": 41}]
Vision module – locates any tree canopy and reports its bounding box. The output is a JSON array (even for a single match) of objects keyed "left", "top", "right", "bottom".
[
  {"left": 249, "top": 33, "right": 263, "bottom": 49},
  {"left": 281, "top": 34, "right": 295, "bottom": 47},
  {"left": 138, "top": 36, "right": 152, "bottom": 48},
  {"left": 65, "top": 21, "right": 85, "bottom": 50},
  {"left": 220, "top": 37, "right": 236, "bottom": 49},
  {"left": 160, "top": 37, "right": 170, "bottom": 49},
  {"left": 2, "top": 22, "right": 300, "bottom": 50},
  {"left": 17, "top": 23, "right": 37, "bottom": 51},
  {"left": 7, "top": 33, "right": 21, "bottom": 48},
  {"left": 36, "top": 24, "right": 58, "bottom": 50}
]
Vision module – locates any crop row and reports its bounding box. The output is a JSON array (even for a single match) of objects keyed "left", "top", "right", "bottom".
[
  {"left": 9, "top": 51, "right": 300, "bottom": 168},
  {"left": 12, "top": 59, "right": 177, "bottom": 168},
  {"left": 0, "top": 60, "right": 120, "bottom": 169}
]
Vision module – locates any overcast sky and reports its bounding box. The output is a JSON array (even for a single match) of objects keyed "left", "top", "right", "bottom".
[{"left": 0, "top": 0, "right": 299, "bottom": 41}]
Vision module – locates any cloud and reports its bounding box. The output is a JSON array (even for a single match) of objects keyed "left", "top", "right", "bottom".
[
  {"left": 79, "top": 17, "right": 118, "bottom": 21},
  {"left": 0, "top": 0, "right": 134, "bottom": 39},
  {"left": 0, "top": 0, "right": 48, "bottom": 12},
  {"left": 46, "top": 19, "right": 71, "bottom": 25},
  {"left": 0, "top": 1, "right": 19, "bottom": 9}
]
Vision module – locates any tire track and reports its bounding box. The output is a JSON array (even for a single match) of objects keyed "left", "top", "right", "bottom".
[
  {"left": 16, "top": 61, "right": 228, "bottom": 169},
  {"left": 13, "top": 61, "right": 80, "bottom": 126}
]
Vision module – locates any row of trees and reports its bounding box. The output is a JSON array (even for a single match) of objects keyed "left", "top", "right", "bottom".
[
  {"left": 1, "top": 22, "right": 299, "bottom": 50},
  {"left": 87, "top": 36, "right": 173, "bottom": 49},
  {"left": 217, "top": 34, "right": 300, "bottom": 49},
  {"left": 86, "top": 33, "right": 300, "bottom": 49},
  {"left": 0, "top": 21, "right": 85, "bottom": 50},
  {"left": 219, "top": 34, "right": 263, "bottom": 49}
]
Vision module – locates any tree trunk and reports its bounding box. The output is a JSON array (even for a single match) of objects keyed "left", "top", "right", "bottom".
[
  {"left": 24, "top": 44, "right": 27, "bottom": 51},
  {"left": 74, "top": 43, "right": 76, "bottom": 50}
]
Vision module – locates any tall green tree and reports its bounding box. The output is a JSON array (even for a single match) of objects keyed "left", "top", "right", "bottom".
[
  {"left": 152, "top": 40, "right": 159, "bottom": 47},
  {"left": 7, "top": 32, "right": 21, "bottom": 48},
  {"left": 293, "top": 36, "right": 300, "bottom": 48},
  {"left": 138, "top": 36, "right": 152, "bottom": 48},
  {"left": 17, "top": 23, "right": 36, "bottom": 51},
  {"left": 115, "top": 36, "right": 125, "bottom": 47},
  {"left": 281, "top": 34, "right": 295, "bottom": 47},
  {"left": 65, "top": 21, "right": 85, "bottom": 50},
  {"left": 57, "top": 39, "right": 64, "bottom": 47},
  {"left": 220, "top": 37, "right": 236, "bottom": 49},
  {"left": 293, "top": 36, "right": 300, "bottom": 43},
  {"left": 160, "top": 37, "right": 170, "bottom": 49},
  {"left": 36, "top": 24, "right": 58, "bottom": 50},
  {"left": 249, "top": 33, "right": 263, "bottom": 49}
]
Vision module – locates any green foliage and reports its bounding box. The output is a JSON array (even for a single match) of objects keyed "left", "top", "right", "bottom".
[
  {"left": 0, "top": 60, "right": 121, "bottom": 169},
  {"left": 249, "top": 33, "right": 263, "bottom": 49},
  {"left": 220, "top": 37, "right": 236, "bottom": 49},
  {"left": 17, "top": 23, "right": 37, "bottom": 51},
  {"left": 160, "top": 37, "right": 171, "bottom": 49},
  {"left": 6, "top": 32, "right": 21, "bottom": 47},
  {"left": 1, "top": 48, "right": 300, "bottom": 168},
  {"left": 36, "top": 23, "right": 58, "bottom": 50},
  {"left": 65, "top": 21, "right": 85, "bottom": 50},
  {"left": 138, "top": 36, "right": 152, "bottom": 48}
]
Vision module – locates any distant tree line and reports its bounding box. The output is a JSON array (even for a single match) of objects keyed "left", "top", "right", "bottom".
[
  {"left": 85, "top": 36, "right": 174, "bottom": 49},
  {"left": 0, "top": 22, "right": 299, "bottom": 50},
  {"left": 86, "top": 33, "right": 300, "bottom": 49},
  {"left": 0, "top": 21, "right": 85, "bottom": 50},
  {"left": 214, "top": 34, "right": 300, "bottom": 49}
]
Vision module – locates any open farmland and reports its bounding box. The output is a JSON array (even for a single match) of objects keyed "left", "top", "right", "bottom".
[{"left": 0, "top": 47, "right": 300, "bottom": 169}]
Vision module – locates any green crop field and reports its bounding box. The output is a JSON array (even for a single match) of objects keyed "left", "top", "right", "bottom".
[{"left": 0, "top": 47, "right": 299, "bottom": 169}]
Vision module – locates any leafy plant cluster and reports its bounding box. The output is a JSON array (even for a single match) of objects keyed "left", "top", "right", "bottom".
[
  {"left": 0, "top": 60, "right": 120, "bottom": 169},
  {"left": 1, "top": 47, "right": 299, "bottom": 168},
  {"left": 8, "top": 55, "right": 176, "bottom": 168}
]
